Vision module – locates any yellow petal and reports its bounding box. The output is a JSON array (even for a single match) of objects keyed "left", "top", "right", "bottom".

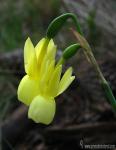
[
  {"left": 17, "top": 75, "right": 39, "bottom": 105},
  {"left": 46, "top": 39, "right": 56, "bottom": 60},
  {"left": 38, "top": 59, "right": 50, "bottom": 94},
  {"left": 35, "top": 38, "right": 46, "bottom": 60},
  {"left": 24, "top": 37, "right": 34, "bottom": 66},
  {"left": 39, "top": 55, "right": 49, "bottom": 79},
  {"left": 24, "top": 37, "right": 38, "bottom": 77},
  {"left": 35, "top": 38, "right": 49, "bottom": 66},
  {"left": 44, "top": 60, "right": 55, "bottom": 84},
  {"left": 38, "top": 39, "right": 56, "bottom": 79},
  {"left": 28, "top": 95, "right": 55, "bottom": 125},
  {"left": 39, "top": 60, "right": 55, "bottom": 95},
  {"left": 57, "top": 67, "right": 75, "bottom": 96},
  {"left": 47, "top": 65, "right": 62, "bottom": 97}
]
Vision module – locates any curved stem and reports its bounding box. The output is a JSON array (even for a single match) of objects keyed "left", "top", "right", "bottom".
[
  {"left": 67, "top": 13, "right": 83, "bottom": 35},
  {"left": 46, "top": 13, "right": 83, "bottom": 38}
]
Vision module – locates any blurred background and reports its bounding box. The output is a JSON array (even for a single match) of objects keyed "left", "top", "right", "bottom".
[{"left": 0, "top": 0, "right": 116, "bottom": 149}]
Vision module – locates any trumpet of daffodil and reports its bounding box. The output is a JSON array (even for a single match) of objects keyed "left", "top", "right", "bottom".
[{"left": 17, "top": 37, "right": 75, "bottom": 125}]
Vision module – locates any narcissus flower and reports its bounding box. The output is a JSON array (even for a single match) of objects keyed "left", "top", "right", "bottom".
[{"left": 17, "top": 37, "right": 75, "bottom": 124}]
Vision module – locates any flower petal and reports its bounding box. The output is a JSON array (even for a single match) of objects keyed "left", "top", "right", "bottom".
[
  {"left": 57, "top": 67, "right": 75, "bottom": 96},
  {"left": 28, "top": 95, "right": 55, "bottom": 125},
  {"left": 35, "top": 38, "right": 46, "bottom": 60},
  {"left": 46, "top": 39, "right": 56, "bottom": 60},
  {"left": 47, "top": 65, "right": 62, "bottom": 97},
  {"left": 17, "top": 75, "right": 39, "bottom": 105},
  {"left": 24, "top": 37, "right": 38, "bottom": 77},
  {"left": 38, "top": 60, "right": 55, "bottom": 95},
  {"left": 44, "top": 60, "right": 55, "bottom": 84},
  {"left": 35, "top": 38, "right": 49, "bottom": 66}
]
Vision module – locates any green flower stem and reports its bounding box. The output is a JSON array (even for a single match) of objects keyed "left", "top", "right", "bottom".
[
  {"left": 71, "top": 28, "right": 116, "bottom": 111},
  {"left": 69, "top": 13, "right": 83, "bottom": 35},
  {"left": 46, "top": 12, "right": 116, "bottom": 111},
  {"left": 102, "top": 82, "right": 116, "bottom": 110},
  {"left": 57, "top": 57, "right": 65, "bottom": 66},
  {"left": 46, "top": 13, "right": 82, "bottom": 38}
]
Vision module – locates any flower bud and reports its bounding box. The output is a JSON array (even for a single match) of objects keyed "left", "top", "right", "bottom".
[{"left": 63, "top": 43, "right": 81, "bottom": 60}]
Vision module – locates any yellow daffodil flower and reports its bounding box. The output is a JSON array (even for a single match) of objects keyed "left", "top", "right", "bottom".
[{"left": 17, "top": 37, "right": 75, "bottom": 125}]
